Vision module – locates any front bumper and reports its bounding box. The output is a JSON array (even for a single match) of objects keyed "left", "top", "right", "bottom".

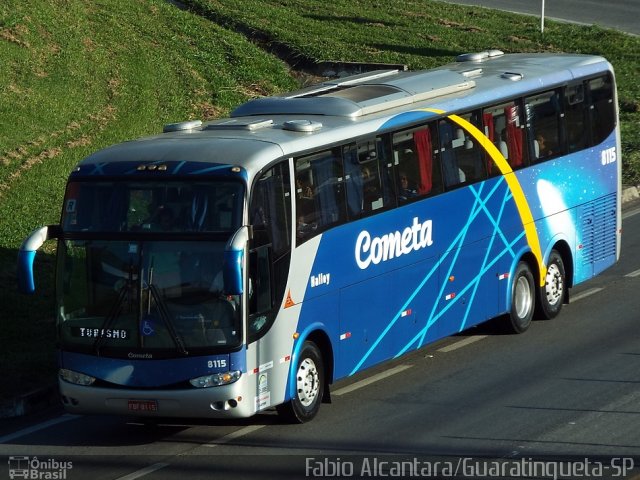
[{"left": 58, "top": 374, "right": 257, "bottom": 419}]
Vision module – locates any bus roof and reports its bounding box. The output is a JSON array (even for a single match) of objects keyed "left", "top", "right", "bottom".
[{"left": 76, "top": 52, "right": 611, "bottom": 179}]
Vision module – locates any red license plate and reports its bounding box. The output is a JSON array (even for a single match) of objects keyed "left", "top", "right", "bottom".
[{"left": 128, "top": 400, "right": 158, "bottom": 412}]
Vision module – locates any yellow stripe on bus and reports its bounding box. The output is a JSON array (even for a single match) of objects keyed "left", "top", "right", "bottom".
[{"left": 421, "top": 108, "right": 547, "bottom": 285}]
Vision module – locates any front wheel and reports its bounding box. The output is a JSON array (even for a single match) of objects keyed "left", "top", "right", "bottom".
[
  {"left": 277, "top": 341, "right": 324, "bottom": 423},
  {"left": 537, "top": 249, "right": 566, "bottom": 320},
  {"left": 507, "top": 261, "right": 535, "bottom": 333}
]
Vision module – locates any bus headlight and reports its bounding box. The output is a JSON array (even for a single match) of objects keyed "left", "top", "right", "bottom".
[
  {"left": 189, "top": 371, "right": 241, "bottom": 388},
  {"left": 59, "top": 368, "right": 96, "bottom": 386}
]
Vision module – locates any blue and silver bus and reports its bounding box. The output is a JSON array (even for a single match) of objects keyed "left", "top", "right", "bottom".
[{"left": 18, "top": 51, "right": 620, "bottom": 422}]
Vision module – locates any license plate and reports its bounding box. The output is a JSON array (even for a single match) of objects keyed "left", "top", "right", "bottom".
[{"left": 128, "top": 400, "right": 158, "bottom": 412}]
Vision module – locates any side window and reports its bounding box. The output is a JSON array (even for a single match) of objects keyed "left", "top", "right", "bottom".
[
  {"left": 250, "top": 162, "right": 292, "bottom": 255},
  {"left": 295, "top": 150, "right": 346, "bottom": 244},
  {"left": 564, "top": 83, "right": 589, "bottom": 153},
  {"left": 344, "top": 137, "right": 393, "bottom": 218},
  {"left": 482, "top": 100, "right": 529, "bottom": 171},
  {"left": 248, "top": 247, "right": 272, "bottom": 318},
  {"left": 588, "top": 75, "right": 616, "bottom": 146},
  {"left": 525, "top": 90, "right": 562, "bottom": 161},
  {"left": 392, "top": 123, "right": 442, "bottom": 203},
  {"left": 248, "top": 162, "right": 292, "bottom": 341},
  {"left": 438, "top": 113, "right": 487, "bottom": 189}
]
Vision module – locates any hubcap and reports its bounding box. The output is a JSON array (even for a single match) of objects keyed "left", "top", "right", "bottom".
[
  {"left": 296, "top": 357, "right": 319, "bottom": 407},
  {"left": 514, "top": 276, "right": 532, "bottom": 319},
  {"left": 545, "top": 264, "right": 563, "bottom": 306}
]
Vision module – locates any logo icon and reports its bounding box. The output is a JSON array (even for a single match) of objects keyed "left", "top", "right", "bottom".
[
  {"left": 8, "top": 457, "right": 29, "bottom": 480},
  {"left": 7, "top": 456, "right": 73, "bottom": 479}
]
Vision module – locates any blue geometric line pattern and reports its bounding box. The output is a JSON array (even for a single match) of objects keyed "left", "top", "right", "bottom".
[
  {"left": 349, "top": 177, "right": 526, "bottom": 375},
  {"left": 457, "top": 182, "right": 514, "bottom": 332}
]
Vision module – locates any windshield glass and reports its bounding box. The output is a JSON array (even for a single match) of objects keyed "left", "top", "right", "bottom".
[
  {"left": 62, "top": 180, "right": 243, "bottom": 233},
  {"left": 57, "top": 239, "right": 241, "bottom": 357}
]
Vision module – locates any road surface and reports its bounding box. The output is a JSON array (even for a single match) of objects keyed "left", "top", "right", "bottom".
[
  {"left": 1, "top": 204, "right": 639, "bottom": 479},
  {"left": 441, "top": 0, "right": 639, "bottom": 35}
]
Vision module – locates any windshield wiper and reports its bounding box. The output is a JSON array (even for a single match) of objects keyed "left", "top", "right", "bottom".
[
  {"left": 148, "top": 284, "right": 189, "bottom": 355},
  {"left": 94, "top": 261, "right": 134, "bottom": 355},
  {"left": 146, "top": 264, "right": 189, "bottom": 356}
]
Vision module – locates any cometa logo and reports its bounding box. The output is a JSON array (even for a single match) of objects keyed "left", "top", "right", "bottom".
[{"left": 355, "top": 217, "right": 434, "bottom": 270}]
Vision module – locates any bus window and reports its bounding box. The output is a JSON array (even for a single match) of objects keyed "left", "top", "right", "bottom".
[
  {"left": 564, "top": 83, "right": 589, "bottom": 153},
  {"left": 344, "top": 137, "right": 393, "bottom": 217},
  {"left": 438, "top": 114, "right": 486, "bottom": 189},
  {"left": 248, "top": 245, "right": 273, "bottom": 335},
  {"left": 525, "top": 90, "right": 562, "bottom": 161},
  {"left": 62, "top": 181, "right": 243, "bottom": 233},
  {"left": 250, "top": 162, "right": 292, "bottom": 255},
  {"left": 295, "top": 149, "right": 346, "bottom": 243},
  {"left": 392, "top": 124, "right": 442, "bottom": 203},
  {"left": 588, "top": 75, "right": 616, "bottom": 146},
  {"left": 482, "top": 100, "right": 529, "bottom": 171}
]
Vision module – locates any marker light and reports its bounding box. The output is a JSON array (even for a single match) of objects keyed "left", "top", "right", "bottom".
[
  {"left": 189, "top": 371, "right": 241, "bottom": 388},
  {"left": 59, "top": 369, "right": 96, "bottom": 386}
]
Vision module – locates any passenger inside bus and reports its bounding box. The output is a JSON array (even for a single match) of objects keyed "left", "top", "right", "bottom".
[
  {"left": 147, "top": 205, "right": 175, "bottom": 231},
  {"left": 534, "top": 132, "right": 554, "bottom": 158},
  {"left": 397, "top": 170, "right": 418, "bottom": 200}
]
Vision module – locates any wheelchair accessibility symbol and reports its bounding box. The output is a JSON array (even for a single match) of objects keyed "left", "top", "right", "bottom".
[{"left": 141, "top": 319, "right": 155, "bottom": 337}]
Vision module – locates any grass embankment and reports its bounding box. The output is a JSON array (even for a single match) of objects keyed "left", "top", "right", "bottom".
[
  {"left": 0, "top": 0, "right": 296, "bottom": 401},
  {"left": 0, "top": 0, "right": 638, "bottom": 402}
]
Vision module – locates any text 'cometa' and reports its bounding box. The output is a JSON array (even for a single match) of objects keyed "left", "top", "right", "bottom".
[{"left": 355, "top": 217, "right": 433, "bottom": 270}]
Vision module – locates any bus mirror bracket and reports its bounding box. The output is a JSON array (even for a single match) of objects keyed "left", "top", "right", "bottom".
[
  {"left": 17, "top": 225, "right": 61, "bottom": 294},
  {"left": 223, "top": 225, "right": 251, "bottom": 295}
]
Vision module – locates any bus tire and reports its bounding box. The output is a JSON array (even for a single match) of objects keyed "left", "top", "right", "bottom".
[
  {"left": 537, "top": 249, "right": 565, "bottom": 320},
  {"left": 508, "top": 261, "right": 535, "bottom": 333},
  {"left": 277, "top": 341, "right": 324, "bottom": 423}
]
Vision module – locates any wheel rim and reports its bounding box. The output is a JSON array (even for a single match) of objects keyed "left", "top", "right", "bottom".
[
  {"left": 296, "top": 357, "right": 320, "bottom": 407},
  {"left": 514, "top": 276, "right": 532, "bottom": 319},
  {"left": 545, "top": 263, "right": 563, "bottom": 306}
]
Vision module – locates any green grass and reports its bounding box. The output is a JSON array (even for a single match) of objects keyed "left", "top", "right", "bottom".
[
  {"left": 0, "top": 0, "right": 638, "bottom": 403},
  {"left": 0, "top": 0, "right": 296, "bottom": 401}
]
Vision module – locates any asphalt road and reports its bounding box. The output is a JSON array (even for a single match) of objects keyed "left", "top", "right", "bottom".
[
  {"left": 1, "top": 203, "right": 640, "bottom": 480},
  {"left": 440, "top": 0, "right": 640, "bottom": 35}
]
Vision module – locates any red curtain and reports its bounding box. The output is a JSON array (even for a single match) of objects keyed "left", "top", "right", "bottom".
[
  {"left": 413, "top": 129, "right": 432, "bottom": 194},
  {"left": 483, "top": 113, "right": 495, "bottom": 174},
  {"left": 505, "top": 106, "right": 523, "bottom": 167}
]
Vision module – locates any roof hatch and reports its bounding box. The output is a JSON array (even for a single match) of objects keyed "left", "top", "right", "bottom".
[
  {"left": 204, "top": 118, "right": 274, "bottom": 131},
  {"left": 163, "top": 120, "right": 202, "bottom": 133},
  {"left": 456, "top": 49, "right": 504, "bottom": 62}
]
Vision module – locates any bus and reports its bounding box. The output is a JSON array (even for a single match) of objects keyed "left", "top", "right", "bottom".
[{"left": 18, "top": 51, "right": 621, "bottom": 423}]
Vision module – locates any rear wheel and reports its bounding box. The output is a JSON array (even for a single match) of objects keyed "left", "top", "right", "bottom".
[
  {"left": 507, "top": 261, "right": 535, "bottom": 333},
  {"left": 277, "top": 341, "right": 324, "bottom": 423},
  {"left": 537, "top": 250, "right": 566, "bottom": 320}
]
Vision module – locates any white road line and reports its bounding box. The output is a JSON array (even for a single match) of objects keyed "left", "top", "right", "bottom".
[
  {"left": 571, "top": 287, "right": 604, "bottom": 302},
  {"left": 202, "top": 425, "right": 265, "bottom": 447},
  {"left": 332, "top": 364, "right": 412, "bottom": 397},
  {"left": 622, "top": 206, "right": 640, "bottom": 220},
  {"left": 437, "top": 335, "right": 488, "bottom": 353},
  {"left": 625, "top": 268, "right": 640, "bottom": 278},
  {"left": 115, "top": 463, "right": 169, "bottom": 480},
  {"left": 0, "top": 414, "right": 79, "bottom": 444}
]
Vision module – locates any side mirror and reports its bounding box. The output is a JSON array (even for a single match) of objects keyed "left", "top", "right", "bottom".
[
  {"left": 17, "top": 225, "right": 61, "bottom": 294},
  {"left": 222, "top": 226, "right": 251, "bottom": 295}
]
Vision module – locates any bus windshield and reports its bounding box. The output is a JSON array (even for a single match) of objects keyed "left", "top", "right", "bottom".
[
  {"left": 57, "top": 239, "right": 241, "bottom": 357},
  {"left": 56, "top": 179, "right": 245, "bottom": 357}
]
